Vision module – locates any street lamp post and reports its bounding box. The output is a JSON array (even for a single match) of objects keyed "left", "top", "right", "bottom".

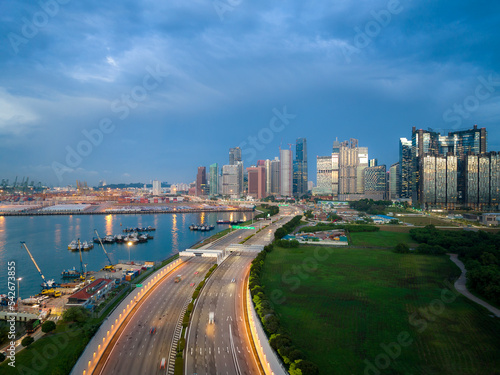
[{"left": 17, "top": 277, "right": 22, "bottom": 304}]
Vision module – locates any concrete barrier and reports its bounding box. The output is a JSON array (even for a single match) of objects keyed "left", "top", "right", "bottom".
[{"left": 246, "top": 289, "right": 288, "bottom": 375}]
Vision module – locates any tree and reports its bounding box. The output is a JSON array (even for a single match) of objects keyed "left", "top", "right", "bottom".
[
  {"left": 394, "top": 243, "right": 410, "bottom": 254},
  {"left": 41, "top": 320, "right": 56, "bottom": 334},
  {"left": 62, "top": 306, "right": 90, "bottom": 323},
  {"left": 21, "top": 336, "right": 35, "bottom": 347},
  {"left": 0, "top": 352, "right": 6, "bottom": 362}
]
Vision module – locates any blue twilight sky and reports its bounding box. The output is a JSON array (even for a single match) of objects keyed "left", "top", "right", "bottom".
[{"left": 0, "top": 0, "right": 499, "bottom": 186}]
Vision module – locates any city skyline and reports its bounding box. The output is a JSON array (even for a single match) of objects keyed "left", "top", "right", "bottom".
[{"left": 1, "top": 2, "right": 499, "bottom": 186}]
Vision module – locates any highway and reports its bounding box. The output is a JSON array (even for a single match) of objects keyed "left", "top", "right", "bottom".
[
  {"left": 97, "top": 257, "right": 214, "bottom": 375},
  {"left": 185, "top": 212, "right": 295, "bottom": 375}
]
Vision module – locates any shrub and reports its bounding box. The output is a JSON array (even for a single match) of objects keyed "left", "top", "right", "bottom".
[{"left": 394, "top": 243, "right": 410, "bottom": 254}]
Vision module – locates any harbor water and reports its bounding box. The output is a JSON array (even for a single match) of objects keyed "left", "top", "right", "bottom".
[{"left": 0, "top": 211, "right": 252, "bottom": 299}]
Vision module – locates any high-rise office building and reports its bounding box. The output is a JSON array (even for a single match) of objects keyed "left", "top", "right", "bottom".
[
  {"left": 369, "top": 159, "right": 378, "bottom": 167},
  {"left": 399, "top": 138, "right": 412, "bottom": 199},
  {"left": 247, "top": 166, "right": 266, "bottom": 199},
  {"left": 265, "top": 159, "right": 272, "bottom": 195},
  {"left": 332, "top": 140, "right": 340, "bottom": 198},
  {"left": 209, "top": 163, "right": 219, "bottom": 196},
  {"left": 339, "top": 139, "right": 360, "bottom": 195},
  {"left": 280, "top": 147, "right": 293, "bottom": 196},
  {"left": 222, "top": 164, "right": 241, "bottom": 197},
  {"left": 364, "top": 165, "right": 387, "bottom": 200},
  {"left": 270, "top": 157, "right": 281, "bottom": 195},
  {"left": 357, "top": 147, "right": 369, "bottom": 194},
  {"left": 152, "top": 180, "right": 161, "bottom": 195},
  {"left": 464, "top": 152, "right": 500, "bottom": 209},
  {"left": 196, "top": 167, "right": 207, "bottom": 196},
  {"left": 389, "top": 163, "right": 400, "bottom": 200},
  {"left": 411, "top": 125, "right": 489, "bottom": 206},
  {"left": 316, "top": 156, "right": 333, "bottom": 195},
  {"left": 229, "top": 147, "right": 242, "bottom": 165},
  {"left": 293, "top": 138, "right": 308, "bottom": 197}
]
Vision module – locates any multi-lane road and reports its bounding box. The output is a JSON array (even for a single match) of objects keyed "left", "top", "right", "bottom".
[
  {"left": 97, "top": 257, "right": 213, "bottom": 375},
  {"left": 94, "top": 207, "right": 299, "bottom": 375},
  {"left": 184, "top": 214, "right": 295, "bottom": 375}
]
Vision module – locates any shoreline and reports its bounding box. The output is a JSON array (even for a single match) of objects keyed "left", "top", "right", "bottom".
[{"left": 0, "top": 208, "right": 254, "bottom": 217}]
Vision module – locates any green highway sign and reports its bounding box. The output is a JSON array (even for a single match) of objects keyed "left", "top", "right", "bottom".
[
  {"left": 279, "top": 204, "right": 289, "bottom": 206},
  {"left": 135, "top": 284, "right": 143, "bottom": 287},
  {"left": 232, "top": 225, "right": 255, "bottom": 230}
]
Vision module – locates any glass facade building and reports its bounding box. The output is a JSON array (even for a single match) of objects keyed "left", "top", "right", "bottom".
[{"left": 293, "top": 138, "right": 308, "bottom": 197}]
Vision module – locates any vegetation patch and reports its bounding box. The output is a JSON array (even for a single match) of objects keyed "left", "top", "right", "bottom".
[{"left": 260, "top": 244, "right": 500, "bottom": 374}]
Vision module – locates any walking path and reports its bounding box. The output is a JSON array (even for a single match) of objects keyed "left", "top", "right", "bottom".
[{"left": 448, "top": 254, "right": 500, "bottom": 318}]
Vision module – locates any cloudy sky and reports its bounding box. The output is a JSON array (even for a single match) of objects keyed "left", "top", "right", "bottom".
[{"left": 1, "top": 0, "right": 499, "bottom": 186}]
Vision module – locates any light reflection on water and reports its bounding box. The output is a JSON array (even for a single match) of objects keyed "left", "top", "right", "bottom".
[{"left": 0, "top": 211, "right": 251, "bottom": 299}]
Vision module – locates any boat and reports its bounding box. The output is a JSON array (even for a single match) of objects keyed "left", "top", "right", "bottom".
[
  {"left": 122, "top": 226, "right": 156, "bottom": 233},
  {"left": 68, "top": 240, "right": 77, "bottom": 250},
  {"left": 82, "top": 241, "right": 93, "bottom": 251},
  {"left": 115, "top": 234, "right": 124, "bottom": 243},
  {"left": 190, "top": 224, "right": 215, "bottom": 231},
  {"left": 41, "top": 279, "right": 59, "bottom": 288},
  {"left": 61, "top": 267, "right": 82, "bottom": 279}
]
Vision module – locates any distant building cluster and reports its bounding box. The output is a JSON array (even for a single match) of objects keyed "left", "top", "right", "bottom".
[
  {"left": 193, "top": 139, "right": 309, "bottom": 200},
  {"left": 311, "top": 125, "right": 499, "bottom": 210}
]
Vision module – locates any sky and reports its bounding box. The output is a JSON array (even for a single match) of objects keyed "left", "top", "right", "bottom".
[{"left": 1, "top": 0, "right": 499, "bottom": 187}]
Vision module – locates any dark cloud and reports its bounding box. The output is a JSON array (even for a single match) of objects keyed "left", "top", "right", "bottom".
[{"left": 0, "top": 0, "right": 498, "bottom": 185}]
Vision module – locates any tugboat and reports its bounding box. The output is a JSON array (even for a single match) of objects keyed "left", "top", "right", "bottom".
[{"left": 68, "top": 240, "right": 77, "bottom": 250}]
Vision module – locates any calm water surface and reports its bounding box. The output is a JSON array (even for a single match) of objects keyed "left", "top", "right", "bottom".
[{"left": 0, "top": 211, "right": 252, "bottom": 298}]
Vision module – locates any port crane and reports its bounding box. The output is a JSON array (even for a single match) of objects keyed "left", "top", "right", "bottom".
[
  {"left": 94, "top": 229, "right": 114, "bottom": 270},
  {"left": 21, "top": 242, "right": 61, "bottom": 297}
]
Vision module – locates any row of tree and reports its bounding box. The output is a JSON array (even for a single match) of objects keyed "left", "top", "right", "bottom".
[
  {"left": 249, "top": 241, "right": 319, "bottom": 375},
  {"left": 349, "top": 199, "right": 392, "bottom": 215},
  {"left": 300, "top": 223, "right": 380, "bottom": 233},
  {"left": 274, "top": 215, "right": 303, "bottom": 240},
  {"left": 409, "top": 225, "right": 500, "bottom": 305}
]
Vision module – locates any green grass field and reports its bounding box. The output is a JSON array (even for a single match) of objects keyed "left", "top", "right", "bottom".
[
  {"left": 261, "top": 246, "right": 500, "bottom": 375},
  {"left": 397, "top": 215, "right": 457, "bottom": 227},
  {"left": 349, "top": 231, "right": 416, "bottom": 248}
]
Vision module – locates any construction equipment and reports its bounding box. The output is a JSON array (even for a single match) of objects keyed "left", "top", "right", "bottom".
[
  {"left": 77, "top": 239, "right": 86, "bottom": 281},
  {"left": 94, "top": 229, "right": 114, "bottom": 270},
  {"left": 21, "top": 242, "right": 58, "bottom": 289}
]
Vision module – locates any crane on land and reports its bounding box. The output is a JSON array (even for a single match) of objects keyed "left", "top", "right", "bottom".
[
  {"left": 21, "top": 241, "right": 59, "bottom": 291},
  {"left": 94, "top": 229, "right": 114, "bottom": 270}
]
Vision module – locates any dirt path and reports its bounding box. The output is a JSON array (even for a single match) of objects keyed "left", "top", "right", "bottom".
[{"left": 448, "top": 254, "right": 500, "bottom": 318}]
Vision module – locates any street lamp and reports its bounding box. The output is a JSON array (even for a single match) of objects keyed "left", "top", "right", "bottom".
[
  {"left": 127, "top": 241, "right": 132, "bottom": 263},
  {"left": 17, "top": 277, "right": 22, "bottom": 303}
]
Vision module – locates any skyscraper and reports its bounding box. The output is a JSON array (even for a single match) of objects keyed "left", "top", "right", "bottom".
[
  {"left": 316, "top": 156, "right": 333, "bottom": 195},
  {"left": 339, "top": 139, "right": 360, "bottom": 195},
  {"left": 247, "top": 166, "right": 266, "bottom": 199},
  {"left": 357, "top": 147, "right": 369, "bottom": 194},
  {"left": 195, "top": 167, "right": 207, "bottom": 196},
  {"left": 265, "top": 159, "right": 272, "bottom": 195},
  {"left": 270, "top": 157, "right": 281, "bottom": 195},
  {"left": 364, "top": 165, "right": 387, "bottom": 200},
  {"left": 411, "top": 125, "right": 488, "bottom": 206},
  {"left": 152, "top": 180, "right": 161, "bottom": 195},
  {"left": 389, "top": 163, "right": 400, "bottom": 200},
  {"left": 399, "top": 138, "right": 412, "bottom": 199},
  {"left": 209, "top": 163, "right": 219, "bottom": 196},
  {"left": 222, "top": 164, "right": 241, "bottom": 197},
  {"left": 293, "top": 138, "right": 308, "bottom": 197},
  {"left": 229, "top": 147, "right": 242, "bottom": 165},
  {"left": 280, "top": 147, "right": 293, "bottom": 196}
]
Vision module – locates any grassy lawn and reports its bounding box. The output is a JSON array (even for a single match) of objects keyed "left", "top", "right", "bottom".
[
  {"left": 349, "top": 231, "right": 417, "bottom": 248},
  {"left": 261, "top": 246, "right": 500, "bottom": 375}
]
